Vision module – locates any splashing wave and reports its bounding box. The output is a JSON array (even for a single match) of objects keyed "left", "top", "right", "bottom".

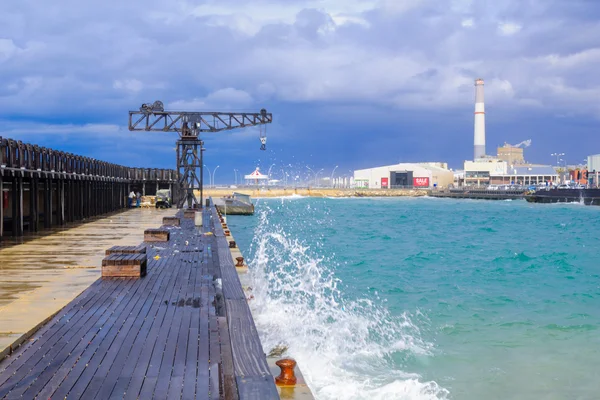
[{"left": 247, "top": 206, "right": 449, "bottom": 399}]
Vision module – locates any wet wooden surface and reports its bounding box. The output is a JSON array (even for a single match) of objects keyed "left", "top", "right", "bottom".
[
  {"left": 0, "top": 209, "right": 170, "bottom": 352},
  {"left": 0, "top": 206, "right": 279, "bottom": 399}
]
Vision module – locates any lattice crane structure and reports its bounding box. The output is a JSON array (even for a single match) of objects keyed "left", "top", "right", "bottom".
[{"left": 129, "top": 101, "right": 272, "bottom": 209}]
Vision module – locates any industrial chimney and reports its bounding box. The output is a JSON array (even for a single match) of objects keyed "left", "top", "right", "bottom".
[{"left": 474, "top": 78, "right": 486, "bottom": 159}]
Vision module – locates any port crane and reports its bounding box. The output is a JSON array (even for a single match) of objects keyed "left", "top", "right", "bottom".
[{"left": 129, "top": 101, "right": 272, "bottom": 209}]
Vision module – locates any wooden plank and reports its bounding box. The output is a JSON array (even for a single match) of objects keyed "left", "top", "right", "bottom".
[
  {"left": 92, "top": 256, "right": 174, "bottom": 399},
  {"left": 19, "top": 277, "right": 144, "bottom": 399},
  {"left": 0, "top": 278, "right": 121, "bottom": 385},
  {"left": 0, "top": 279, "right": 129, "bottom": 398},
  {"left": 107, "top": 256, "right": 182, "bottom": 400},
  {"left": 0, "top": 278, "right": 112, "bottom": 372},
  {"left": 133, "top": 251, "right": 190, "bottom": 399},
  {"left": 219, "top": 316, "right": 238, "bottom": 400},
  {"left": 36, "top": 268, "right": 160, "bottom": 400},
  {"left": 165, "top": 251, "right": 199, "bottom": 400},
  {"left": 225, "top": 299, "right": 271, "bottom": 377},
  {"left": 215, "top": 236, "right": 246, "bottom": 300},
  {"left": 153, "top": 253, "right": 192, "bottom": 400},
  {"left": 209, "top": 284, "right": 221, "bottom": 400},
  {"left": 77, "top": 254, "right": 169, "bottom": 399},
  {"left": 182, "top": 252, "right": 203, "bottom": 400},
  {"left": 236, "top": 376, "right": 280, "bottom": 399}
]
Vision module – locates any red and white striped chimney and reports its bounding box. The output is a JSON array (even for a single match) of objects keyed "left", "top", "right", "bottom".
[{"left": 474, "top": 78, "right": 486, "bottom": 159}]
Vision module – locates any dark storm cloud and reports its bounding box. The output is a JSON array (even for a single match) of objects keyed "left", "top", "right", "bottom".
[{"left": 0, "top": 0, "right": 598, "bottom": 170}]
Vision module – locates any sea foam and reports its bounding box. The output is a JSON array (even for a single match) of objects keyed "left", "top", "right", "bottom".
[{"left": 246, "top": 206, "right": 448, "bottom": 400}]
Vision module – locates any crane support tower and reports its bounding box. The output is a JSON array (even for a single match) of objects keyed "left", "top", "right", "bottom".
[{"left": 129, "top": 101, "right": 272, "bottom": 209}]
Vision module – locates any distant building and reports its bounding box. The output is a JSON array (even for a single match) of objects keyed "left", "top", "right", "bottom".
[
  {"left": 464, "top": 159, "right": 507, "bottom": 186},
  {"left": 497, "top": 145, "right": 525, "bottom": 165},
  {"left": 587, "top": 154, "right": 600, "bottom": 186},
  {"left": 463, "top": 159, "right": 558, "bottom": 186},
  {"left": 353, "top": 163, "right": 453, "bottom": 189},
  {"left": 491, "top": 166, "right": 558, "bottom": 185}
]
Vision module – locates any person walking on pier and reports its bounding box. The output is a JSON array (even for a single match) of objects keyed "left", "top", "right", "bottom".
[
  {"left": 128, "top": 190, "right": 136, "bottom": 208},
  {"left": 136, "top": 191, "right": 142, "bottom": 208}
]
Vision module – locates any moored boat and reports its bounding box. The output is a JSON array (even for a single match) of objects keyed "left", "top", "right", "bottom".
[{"left": 525, "top": 188, "right": 600, "bottom": 205}]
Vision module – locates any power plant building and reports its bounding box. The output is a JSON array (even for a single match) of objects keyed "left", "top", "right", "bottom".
[
  {"left": 497, "top": 145, "right": 525, "bottom": 165},
  {"left": 354, "top": 163, "right": 454, "bottom": 189}
]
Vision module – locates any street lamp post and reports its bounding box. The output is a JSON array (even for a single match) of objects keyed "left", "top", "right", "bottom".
[
  {"left": 267, "top": 163, "right": 276, "bottom": 186},
  {"left": 551, "top": 153, "right": 565, "bottom": 166},
  {"left": 204, "top": 164, "right": 213, "bottom": 187},
  {"left": 315, "top": 168, "right": 324, "bottom": 187},
  {"left": 212, "top": 165, "right": 220, "bottom": 188},
  {"left": 306, "top": 166, "right": 315, "bottom": 187},
  {"left": 330, "top": 165, "right": 339, "bottom": 188}
]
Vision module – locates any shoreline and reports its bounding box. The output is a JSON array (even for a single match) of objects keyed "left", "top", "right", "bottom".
[{"left": 201, "top": 188, "right": 428, "bottom": 198}]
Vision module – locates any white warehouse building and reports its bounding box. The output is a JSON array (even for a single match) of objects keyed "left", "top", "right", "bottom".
[{"left": 354, "top": 163, "right": 454, "bottom": 189}]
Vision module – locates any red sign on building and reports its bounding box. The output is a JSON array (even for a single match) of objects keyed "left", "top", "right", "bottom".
[
  {"left": 381, "top": 177, "right": 389, "bottom": 188},
  {"left": 413, "top": 177, "right": 430, "bottom": 187}
]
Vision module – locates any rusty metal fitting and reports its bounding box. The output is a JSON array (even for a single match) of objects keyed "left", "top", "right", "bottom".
[
  {"left": 225, "top": 230, "right": 231, "bottom": 236},
  {"left": 235, "top": 257, "right": 244, "bottom": 267},
  {"left": 275, "top": 359, "right": 297, "bottom": 386},
  {"left": 229, "top": 241, "right": 237, "bottom": 248}
]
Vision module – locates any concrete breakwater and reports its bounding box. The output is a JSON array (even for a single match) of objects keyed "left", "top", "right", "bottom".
[{"left": 202, "top": 188, "right": 427, "bottom": 198}]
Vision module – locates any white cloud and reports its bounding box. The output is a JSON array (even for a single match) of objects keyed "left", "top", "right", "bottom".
[
  {"left": 498, "top": 22, "right": 522, "bottom": 36},
  {"left": 113, "top": 79, "right": 144, "bottom": 93},
  {"left": 169, "top": 88, "right": 255, "bottom": 110},
  {"left": 461, "top": 18, "right": 474, "bottom": 28},
  {"left": 379, "top": 0, "right": 425, "bottom": 14},
  {"left": 0, "top": 38, "right": 19, "bottom": 62}
]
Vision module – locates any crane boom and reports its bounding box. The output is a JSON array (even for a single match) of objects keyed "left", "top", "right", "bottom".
[{"left": 128, "top": 110, "right": 273, "bottom": 134}]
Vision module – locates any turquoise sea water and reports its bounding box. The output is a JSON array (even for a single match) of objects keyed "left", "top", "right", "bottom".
[{"left": 227, "top": 197, "right": 600, "bottom": 400}]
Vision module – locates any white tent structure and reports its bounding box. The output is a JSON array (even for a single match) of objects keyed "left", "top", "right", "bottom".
[{"left": 244, "top": 168, "right": 269, "bottom": 185}]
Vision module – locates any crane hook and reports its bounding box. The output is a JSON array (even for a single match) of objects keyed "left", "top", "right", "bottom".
[{"left": 259, "top": 124, "right": 267, "bottom": 151}]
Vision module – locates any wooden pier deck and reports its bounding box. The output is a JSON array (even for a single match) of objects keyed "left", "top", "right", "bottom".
[{"left": 0, "top": 205, "right": 278, "bottom": 399}]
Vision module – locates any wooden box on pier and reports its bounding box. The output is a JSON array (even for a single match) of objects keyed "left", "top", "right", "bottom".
[
  {"left": 105, "top": 245, "right": 147, "bottom": 255},
  {"left": 162, "top": 216, "right": 180, "bottom": 227},
  {"left": 102, "top": 253, "right": 147, "bottom": 277},
  {"left": 183, "top": 210, "right": 197, "bottom": 219},
  {"left": 144, "top": 228, "right": 170, "bottom": 242}
]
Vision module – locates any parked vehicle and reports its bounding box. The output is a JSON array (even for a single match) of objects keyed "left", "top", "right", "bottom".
[{"left": 155, "top": 189, "right": 172, "bottom": 208}]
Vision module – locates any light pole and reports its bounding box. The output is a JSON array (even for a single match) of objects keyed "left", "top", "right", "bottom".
[
  {"left": 315, "top": 168, "right": 324, "bottom": 187},
  {"left": 204, "top": 164, "right": 212, "bottom": 187},
  {"left": 330, "top": 165, "right": 339, "bottom": 188},
  {"left": 551, "top": 153, "right": 565, "bottom": 166},
  {"left": 234, "top": 169, "right": 238, "bottom": 185},
  {"left": 306, "top": 166, "right": 315, "bottom": 187},
  {"left": 212, "top": 165, "right": 220, "bottom": 188}
]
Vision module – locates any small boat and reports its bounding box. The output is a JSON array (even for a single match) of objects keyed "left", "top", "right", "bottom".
[{"left": 213, "top": 192, "right": 255, "bottom": 215}]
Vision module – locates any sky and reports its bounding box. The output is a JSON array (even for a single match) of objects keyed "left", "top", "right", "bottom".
[{"left": 1, "top": 0, "right": 599, "bottom": 184}]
